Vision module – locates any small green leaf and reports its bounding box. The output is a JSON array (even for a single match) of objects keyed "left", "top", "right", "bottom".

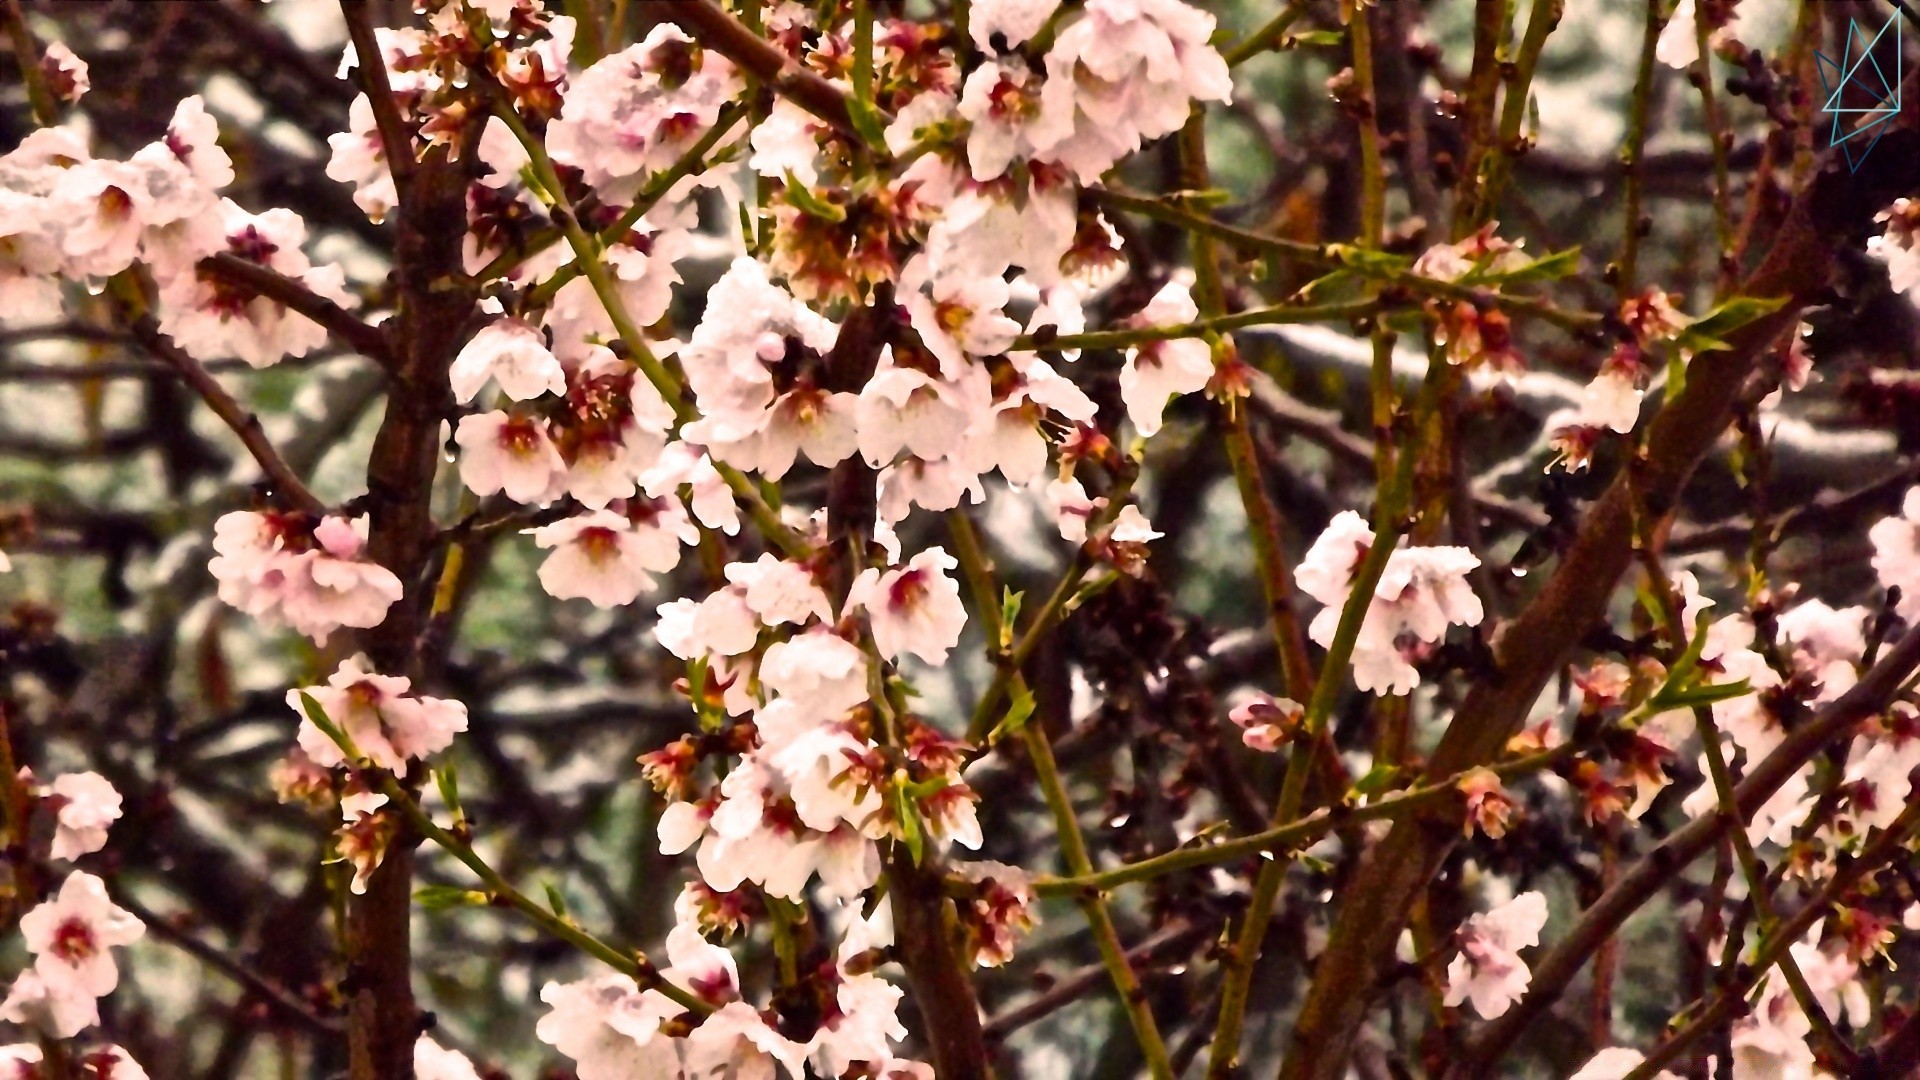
[
  {"left": 990, "top": 684, "right": 1037, "bottom": 744},
  {"left": 1664, "top": 349, "right": 1688, "bottom": 402},
  {"left": 1326, "top": 244, "right": 1412, "bottom": 275},
  {"left": 1285, "top": 29, "right": 1346, "bottom": 47},
  {"left": 544, "top": 881, "right": 569, "bottom": 919},
  {"left": 433, "top": 764, "right": 463, "bottom": 822},
  {"left": 892, "top": 785, "right": 926, "bottom": 865},
  {"left": 999, "top": 587, "right": 1024, "bottom": 649},
  {"left": 415, "top": 885, "right": 487, "bottom": 910},
  {"left": 1650, "top": 677, "right": 1754, "bottom": 712},
  {"left": 783, "top": 174, "right": 845, "bottom": 222},
  {"left": 298, "top": 692, "right": 359, "bottom": 761},
  {"left": 1672, "top": 295, "right": 1789, "bottom": 355},
  {"left": 1349, "top": 762, "right": 1402, "bottom": 798},
  {"left": 848, "top": 99, "right": 889, "bottom": 153},
  {"left": 1465, "top": 246, "right": 1581, "bottom": 286}
]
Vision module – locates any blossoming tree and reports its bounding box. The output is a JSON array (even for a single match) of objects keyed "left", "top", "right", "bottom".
[{"left": 0, "top": 0, "right": 1918, "bottom": 1077}]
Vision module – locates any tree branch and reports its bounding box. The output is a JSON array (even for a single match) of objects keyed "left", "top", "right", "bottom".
[
  {"left": 198, "top": 252, "right": 392, "bottom": 364},
  {"left": 652, "top": 0, "right": 880, "bottom": 143},
  {"left": 129, "top": 316, "right": 327, "bottom": 515}
]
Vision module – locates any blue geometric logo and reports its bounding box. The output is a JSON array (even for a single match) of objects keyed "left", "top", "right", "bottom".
[{"left": 1814, "top": 17, "right": 1903, "bottom": 173}]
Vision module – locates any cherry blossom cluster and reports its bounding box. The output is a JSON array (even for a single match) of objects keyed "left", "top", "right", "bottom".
[
  {"left": 1295, "top": 511, "right": 1485, "bottom": 695},
  {"left": 209, "top": 511, "right": 403, "bottom": 643},
  {"left": 538, "top": 889, "right": 928, "bottom": 1079},
  {"left": 0, "top": 771, "right": 145, "bottom": 1073}
]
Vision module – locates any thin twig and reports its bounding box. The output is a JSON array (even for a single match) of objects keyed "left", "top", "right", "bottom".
[
  {"left": 340, "top": 1, "right": 416, "bottom": 186},
  {"left": 129, "top": 317, "right": 327, "bottom": 515}
]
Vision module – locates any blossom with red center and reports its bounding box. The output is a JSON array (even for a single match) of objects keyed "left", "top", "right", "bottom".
[
  {"left": 848, "top": 547, "right": 968, "bottom": 665},
  {"left": 1443, "top": 890, "right": 1547, "bottom": 1019},
  {"left": 454, "top": 410, "right": 568, "bottom": 506},
  {"left": 532, "top": 507, "right": 693, "bottom": 608},
  {"left": 1457, "top": 767, "right": 1517, "bottom": 839},
  {"left": 15, "top": 872, "right": 143, "bottom": 1037},
  {"left": 1230, "top": 693, "right": 1302, "bottom": 752},
  {"left": 287, "top": 655, "right": 468, "bottom": 776}
]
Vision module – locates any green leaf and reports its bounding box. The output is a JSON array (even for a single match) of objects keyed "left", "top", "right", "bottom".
[
  {"left": 297, "top": 692, "right": 358, "bottom": 761},
  {"left": 1325, "top": 244, "right": 1411, "bottom": 275},
  {"left": 1672, "top": 295, "right": 1789, "bottom": 355},
  {"left": 415, "top": 885, "right": 487, "bottom": 909},
  {"left": 783, "top": 173, "right": 845, "bottom": 222},
  {"left": 1649, "top": 677, "right": 1754, "bottom": 712},
  {"left": 433, "top": 764, "right": 463, "bottom": 822},
  {"left": 1349, "top": 762, "right": 1402, "bottom": 798},
  {"left": 544, "top": 881, "right": 569, "bottom": 919},
  {"left": 892, "top": 785, "right": 926, "bottom": 865},
  {"left": 990, "top": 683, "right": 1037, "bottom": 744},
  {"left": 1664, "top": 348, "right": 1688, "bottom": 402},
  {"left": 999, "top": 588, "right": 1024, "bottom": 649},
  {"left": 1464, "top": 246, "right": 1581, "bottom": 286},
  {"left": 847, "top": 99, "right": 889, "bottom": 153},
  {"left": 1285, "top": 29, "right": 1346, "bottom": 47}
]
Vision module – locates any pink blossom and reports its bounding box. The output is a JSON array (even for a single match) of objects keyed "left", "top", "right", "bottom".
[
  {"left": 1120, "top": 281, "right": 1214, "bottom": 436},
  {"left": 1036, "top": 0, "right": 1232, "bottom": 184},
  {"left": 969, "top": 0, "right": 1061, "bottom": 49},
  {"left": 748, "top": 97, "right": 826, "bottom": 185},
  {"left": 1870, "top": 487, "right": 1920, "bottom": 622},
  {"left": 1230, "top": 693, "right": 1301, "bottom": 753},
  {"left": 454, "top": 411, "right": 568, "bottom": 505},
  {"left": 155, "top": 201, "right": 345, "bottom": 367},
  {"left": 877, "top": 457, "right": 987, "bottom": 527},
  {"left": 956, "top": 57, "right": 1065, "bottom": 183},
  {"left": 1443, "top": 890, "right": 1547, "bottom": 1019},
  {"left": 414, "top": 1037, "right": 482, "bottom": 1080},
  {"left": 326, "top": 95, "right": 399, "bottom": 223},
  {"left": 654, "top": 585, "right": 761, "bottom": 660},
  {"left": 210, "top": 512, "right": 403, "bottom": 642},
  {"left": 283, "top": 515, "right": 405, "bottom": 641},
  {"left": 952, "top": 861, "right": 1039, "bottom": 967},
  {"left": 1870, "top": 199, "right": 1920, "bottom": 302},
  {"left": 1298, "top": 511, "right": 1483, "bottom": 695},
  {"left": 849, "top": 547, "right": 968, "bottom": 665},
  {"left": 288, "top": 656, "right": 468, "bottom": 775},
  {"left": 17, "top": 872, "right": 143, "bottom": 1038},
  {"left": 1572, "top": 1049, "right": 1677, "bottom": 1080},
  {"left": 45, "top": 772, "right": 121, "bottom": 862},
  {"left": 760, "top": 629, "right": 871, "bottom": 721},
  {"left": 451, "top": 318, "right": 567, "bottom": 403},
  {"left": 545, "top": 228, "right": 690, "bottom": 355},
  {"left": 918, "top": 167, "right": 1079, "bottom": 284},
  {"left": 724, "top": 553, "right": 832, "bottom": 627},
  {"left": 535, "top": 974, "right": 678, "bottom": 1080},
  {"left": 639, "top": 442, "right": 741, "bottom": 534},
  {"left": 856, "top": 354, "right": 988, "bottom": 467},
  {"left": 547, "top": 25, "right": 742, "bottom": 201},
  {"left": 1043, "top": 477, "right": 1105, "bottom": 543},
  {"left": 532, "top": 507, "right": 694, "bottom": 608},
  {"left": 41, "top": 41, "right": 87, "bottom": 104},
  {"left": 901, "top": 256, "right": 1021, "bottom": 376}
]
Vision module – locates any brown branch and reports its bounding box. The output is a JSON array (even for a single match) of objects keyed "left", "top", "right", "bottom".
[
  {"left": 984, "top": 920, "right": 1207, "bottom": 1041},
  {"left": 199, "top": 253, "right": 392, "bottom": 364},
  {"left": 1275, "top": 115, "right": 1920, "bottom": 1080},
  {"left": 1617, "top": 800, "right": 1920, "bottom": 1079},
  {"left": 652, "top": 0, "right": 882, "bottom": 141},
  {"left": 129, "top": 317, "right": 327, "bottom": 515},
  {"left": 885, "top": 849, "right": 995, "bottom": 1080},
  {"left": 108, "top": 882, "right": 343, "bottom": 1040},
  {"left": 1243, "top": 370, "right": 1548, "bottom": 536},
  {"left": 1449, "top": 621, "right": 1920, "bottom": 1076},
  {"left": 340, "top": 0, "right": 415, "bottom": 186}
]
